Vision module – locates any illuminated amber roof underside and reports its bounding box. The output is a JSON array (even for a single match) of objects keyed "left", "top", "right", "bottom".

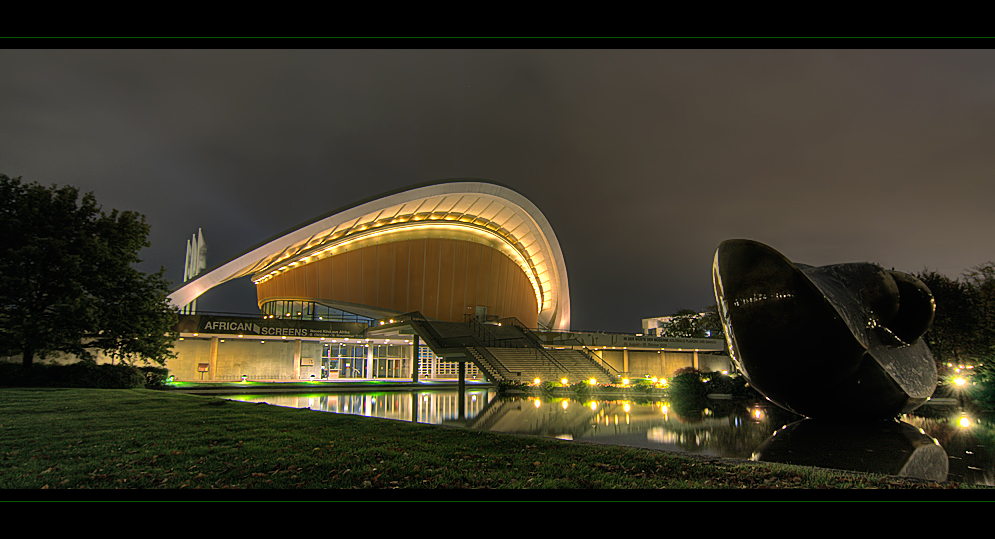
[{"left": 168, "top": 180, "right": 571, "bottom": 330}]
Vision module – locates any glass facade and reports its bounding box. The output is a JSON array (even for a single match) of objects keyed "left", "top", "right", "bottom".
[
  {"left": 417, "top": 346, "right": 482, "bottom": 380},
  {"left": 315, "top": 343, "right": 482, "bottom": 380},
  {"left": 261, "top": 300, "right": 375, "bottom": 324},
  {"left": 321, "top": 343, "right": 368, "bottom": 379}
]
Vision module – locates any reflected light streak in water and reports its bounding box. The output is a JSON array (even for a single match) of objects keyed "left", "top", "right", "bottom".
[{"left": 227, "top": 389, "right": 496, "bottom": 425}]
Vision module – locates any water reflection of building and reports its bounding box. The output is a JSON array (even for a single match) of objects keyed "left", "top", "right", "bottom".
[
  {"left": 465, "top": 396, "right": 770, "bottom": 458},
  {"left": 224, "top": 389, "right": 994, "bottom": 485},
  {"left": 228, "top": 389, "right": 495, "bottom": 424}
]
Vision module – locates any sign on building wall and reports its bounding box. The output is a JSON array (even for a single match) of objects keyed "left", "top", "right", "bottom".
[
  {"left": 176, "top": 315, "right": 367, "bottom": 339},
  {"left": 537, "top": 331, "right": 724, "bottom": 351}
]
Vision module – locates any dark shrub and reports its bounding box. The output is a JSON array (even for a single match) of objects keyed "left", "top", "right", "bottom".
[
  {"left": 137, "top": 366, "right": 170, "bottom": 389},
  {"left": 669, "top": 371, "right": 707, "bottom": 405},
  {"left": 571, "top": 381, "right": 592, "bottom": 394},
  {"left": 97, "top": 364, "right": 147, "bottom": 388},
  {"left": 0, "top": 362, "right": 46, "bottom": 386},
  {"left": 498, "top": 380, "right": 531, "bottom": 392},
  {"left": 702, "top": 371, "right": 737, "bottom": 394},
  {"left": 672, "top": 367, "right": 704, "bottom": 377},
  {"left": 0, "top": 361, "right": 147, "bottom": 389},
  {"left": 968, "top": 364, "right": 995, "bottom": 412}
]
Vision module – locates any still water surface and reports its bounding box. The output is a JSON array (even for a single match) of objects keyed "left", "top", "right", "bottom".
[{"left": 224, "top": 389, "right": 994, "bottom": 486}]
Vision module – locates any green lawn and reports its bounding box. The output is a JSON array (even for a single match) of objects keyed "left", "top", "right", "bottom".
[{"left": 0, "top": 388, "right": 980, "bottom": 498}]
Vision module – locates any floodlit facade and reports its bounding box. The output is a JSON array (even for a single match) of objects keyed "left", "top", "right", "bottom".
[
  {"left": 169, "top": 179, "right": 571, "bottom": 330},
  {"left": 0, "top": 180, "right": 730, "bottom": 382}
]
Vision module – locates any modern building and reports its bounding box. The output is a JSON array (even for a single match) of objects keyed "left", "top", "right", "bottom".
[
  {"left": 167, "top": 179, "right": 578, "bottom": 381},
  {"left": 170, "top": 179, "right": 569, "bottom": 331},
  {"left": 136, "top": 179, "right": 729, "bottom": 382}
]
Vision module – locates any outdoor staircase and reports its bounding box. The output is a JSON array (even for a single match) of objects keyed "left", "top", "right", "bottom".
[{"left": 388, "top": 312, "right": 619, "bottom": 385}]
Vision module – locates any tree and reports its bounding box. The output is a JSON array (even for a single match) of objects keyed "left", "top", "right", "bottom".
[
  {"left": 660, "top": 308, "right": 705, "bottom": 338},
  {"left": 700, "top": 304, "right": 724, "bottom": 339},
  {"left": 916, "top": 270, "right": 974, "bottom": 369},
  {"left": 0, "top": 174, "right": 178, "bottom": 367},
  {"left": 964, "top": 263, "right": 995, "bottom": 365}
]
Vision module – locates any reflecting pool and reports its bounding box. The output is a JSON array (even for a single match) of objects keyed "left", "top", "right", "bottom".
[{"left": 223, "top": 391, "right": 995, "bottom": 486}]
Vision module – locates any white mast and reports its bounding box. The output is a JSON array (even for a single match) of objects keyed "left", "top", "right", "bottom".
[{"left": 181, "top": 228, "right": 206, "bottom": 314}]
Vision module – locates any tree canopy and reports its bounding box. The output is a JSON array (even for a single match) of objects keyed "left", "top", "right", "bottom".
[
  {"left": 0, "top": 174, "right": 178, "bottom": 367},
  {"left": 659, "top": 306, "right": 724, "bottom": 339},
  {"left": 915, "top": 264, "right": 995, "bottom": 374}
]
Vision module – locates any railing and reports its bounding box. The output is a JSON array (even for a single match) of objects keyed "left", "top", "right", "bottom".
[
  {"left": 577, "top": 347, "right": 621, "bottom": 383},
  {"left": 390, "top": 312, "right": 449, "bottom": 350},
  {"left": 495, "top": 317, "right": 545, "bottom": 347},
  {"left": 393, "top": 312, "right": 510, "bottom": 383},
  {"left": 464, "top": 397, "right": 506, "bottom": 431},
  {"left": 538, "top": 327, "right": 646, "bottom": 336},
  {"left": 216, "top": 373, "right": 287, "bottom": 380},
  {"left": 491, "top": 317, "right": 568, "bottom": 376},
  {"left": 532, "top": 345, "right": 570, "bottom": 373},
  {"left": 467, "top": 346, "right": 516, "bottom": 382},
  {"left": 464, "top": 314, "right": 497, "bottom": 347}
]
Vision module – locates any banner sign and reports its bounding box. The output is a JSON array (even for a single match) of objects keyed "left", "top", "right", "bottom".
[
  {"left": 176, "top": 315, "right": 367, "bottom": 339},
  {"left": 537, "top": 331, "right": 724, "bottom": 351}
]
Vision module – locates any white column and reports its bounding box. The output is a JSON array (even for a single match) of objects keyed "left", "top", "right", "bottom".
[
  {"left": 294, "top": 339, "right": 302, "bottom": 380},
  {"left": 366, "top": 344, "right": 374, "bottom": 379}
]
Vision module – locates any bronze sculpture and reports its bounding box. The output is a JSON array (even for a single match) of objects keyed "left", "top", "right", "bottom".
[{"left": 712, "top": 239, "right": 937, "bottom": 420}]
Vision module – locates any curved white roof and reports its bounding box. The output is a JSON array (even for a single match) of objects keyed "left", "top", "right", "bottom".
[{"left": 168, "top": 179, "right": 571, "bottom": 330}]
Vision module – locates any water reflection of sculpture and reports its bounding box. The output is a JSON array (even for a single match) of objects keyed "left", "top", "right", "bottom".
[
  {"left": 712, "top": 239, "right": 937, "bottom": 421},
  {"left": 751, "top": 419, "right": 949, "bottom": 482}
]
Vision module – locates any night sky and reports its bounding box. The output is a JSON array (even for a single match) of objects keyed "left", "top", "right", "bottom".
[{"left": 3, "top": 49, "right": 994, "bottom": 332}]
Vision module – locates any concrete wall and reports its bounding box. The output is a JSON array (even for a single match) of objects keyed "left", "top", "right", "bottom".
[
  {"left": 698, "top": 354, "right": 733, "bottom": 373},
  {"left": 169, "top": 338, "right": 306, "bottom": 381},
  {"left": 591, "top": 349, "right": 732, "bottom": 378},
  {"left": 3, "top": 339, "right": 310, "bottom": 381}
]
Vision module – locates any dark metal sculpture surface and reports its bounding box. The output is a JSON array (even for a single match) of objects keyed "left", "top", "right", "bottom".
[
  {"left": 712, "top": 239, "right": 937, "bottom": 420},
  {"left": 752, "top": 419, "right": 948, "bottom": 482}
]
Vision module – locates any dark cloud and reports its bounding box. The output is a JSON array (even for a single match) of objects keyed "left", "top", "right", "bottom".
[{"left": 3, "top": 49, "right": 994, "bottom": 331}]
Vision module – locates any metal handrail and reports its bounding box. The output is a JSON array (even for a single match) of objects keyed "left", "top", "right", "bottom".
[
  {"left": 486, "top": 316, "right": 570, "bottom": 377},
  {"left": 468, "top": 346, "right": 517, "bottom": 382},
  {"left": 463, "top": 314, "right": 496, "bottom": 347},
  {"left": 577, "top": 347, "right": 621, "bottom": 382}
]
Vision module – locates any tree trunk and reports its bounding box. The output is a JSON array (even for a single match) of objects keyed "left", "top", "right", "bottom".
[{"left": 22, "top": 345, "right": 34, "bottom": 368}]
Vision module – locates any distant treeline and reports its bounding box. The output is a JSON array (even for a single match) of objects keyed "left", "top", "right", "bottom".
[{"left": 916, "top": 263, "right": 995, "bottom": 372}]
